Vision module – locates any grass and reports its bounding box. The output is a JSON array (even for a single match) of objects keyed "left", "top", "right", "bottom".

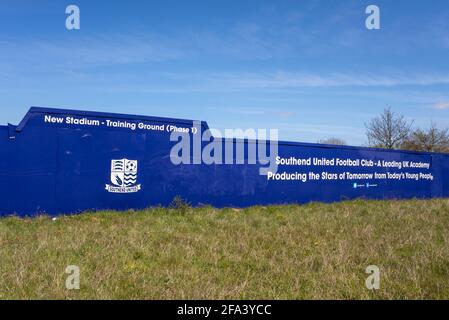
[{"left": 1, "top": 198, "right": 449, "bottom": 300}]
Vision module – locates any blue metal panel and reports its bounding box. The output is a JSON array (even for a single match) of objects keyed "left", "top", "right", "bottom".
[
  {"left": 0, "top": 126, "right": 11, "bottom": 214},
  {"left": 0, "top": 107, "right": 447, "bottom": 216},
  {"left": 6, "top": 125, "right": 58, "bottom": 215}
]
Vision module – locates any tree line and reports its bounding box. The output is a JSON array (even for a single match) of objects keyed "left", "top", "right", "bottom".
[{"left": 318, "top": 107, "right": 449, "bottom": 153}]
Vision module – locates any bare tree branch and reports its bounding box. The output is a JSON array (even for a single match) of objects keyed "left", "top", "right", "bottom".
[
  {"left": 365, "top": 107, "right": 412, "bottom": 149},
  {"left": 402, "top": 122, "right": 449, "bottom": 153}
]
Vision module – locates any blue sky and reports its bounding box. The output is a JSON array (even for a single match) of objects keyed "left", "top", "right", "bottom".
[{"left": 1, "top": 0, "right": 449, "bottom": 145}]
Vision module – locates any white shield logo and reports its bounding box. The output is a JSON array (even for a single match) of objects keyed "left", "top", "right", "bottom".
[{"left": 106, "top": 159, "right": 141, "bottom": 193}]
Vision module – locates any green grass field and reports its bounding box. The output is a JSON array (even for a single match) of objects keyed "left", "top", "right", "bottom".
[{"left": 1, "top": 199, "right": 449, "bottom": 300}]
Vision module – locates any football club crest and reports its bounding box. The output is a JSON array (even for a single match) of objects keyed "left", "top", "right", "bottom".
[{"left": 105, "top": 159, "right": 141, "bottom": 193}]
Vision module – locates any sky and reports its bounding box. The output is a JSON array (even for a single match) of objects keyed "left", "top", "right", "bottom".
[{"left": 1, "top": 0, "right": 449, "bottom": 145}]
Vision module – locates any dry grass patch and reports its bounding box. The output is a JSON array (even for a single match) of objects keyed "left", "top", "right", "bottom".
[{"left": 1, "top": 199, "right": 449, "bottom": 299}]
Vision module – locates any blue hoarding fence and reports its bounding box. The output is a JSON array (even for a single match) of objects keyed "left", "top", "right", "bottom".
[{"left": 1, "top": 107, "right": 449, "bottom": 216}]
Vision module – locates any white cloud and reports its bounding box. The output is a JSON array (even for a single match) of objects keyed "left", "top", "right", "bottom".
[
  {"left": 155, "top": 71, "right": 449, "bottom": 90},
  {"left": 0, "top": 34, "right": 188, "bottom": 72},
  {"left": 433, "top": 102, "right": 449, "bottom": 110}
]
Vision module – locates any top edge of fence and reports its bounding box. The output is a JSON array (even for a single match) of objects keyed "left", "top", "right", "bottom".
[{"left": 8, "top": 106, "right": 449, "bottom": 157}]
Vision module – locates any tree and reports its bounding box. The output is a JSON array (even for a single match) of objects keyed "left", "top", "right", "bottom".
[
  {"left": 317, "top": 137, "right": 347, "bottom": 145},
  {"left": 365, "top": 107, "right": 412, "bottom": 149},
  {"left": 402, "top": 122, "right": 449, "bottom": 153}
]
